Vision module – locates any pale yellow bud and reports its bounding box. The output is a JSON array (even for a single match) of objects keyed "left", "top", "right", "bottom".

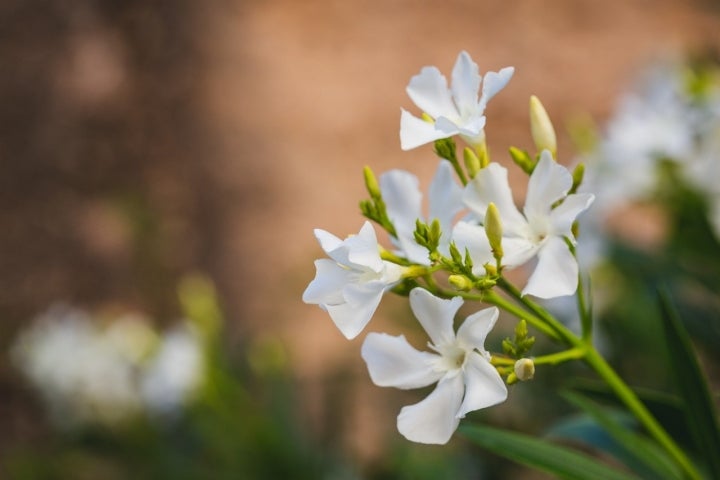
[
  {"left": 514, "top": 358, "right": 535, "bottom": 381},
  {"left": 484, "top": 203, "right": 503, "bottom": 261},
  {"left": 529, "top": 95, "right": 557, "bottom": 158},
  {"left": 448, "top": 274, "right": 474, "bottom": 291},
  {"left": 363, "top": 166, "right": 382, "bottom": 200}
]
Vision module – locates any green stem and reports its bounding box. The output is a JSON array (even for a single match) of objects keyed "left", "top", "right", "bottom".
[
  {"left": 496, "top": 277, "right": 577, "bottom": 345},
  {"left": 483, "top": 290, "right": 560, "bottom": 341},
  {"left": 583, "top": 347, "right": 701, "bottom": 480},
  {"left": 491, "top": 347, "right": 586, "bottom": 367}
]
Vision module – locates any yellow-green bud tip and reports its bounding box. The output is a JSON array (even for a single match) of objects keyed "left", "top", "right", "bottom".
[
  {"left": 448, "top": 274, "right": 474, "bottom": 292},
  {"left": 463, "top": 147, "right": 481, "bottom": 178},
  {"left": 363, "top": 166, "right": 382, "bottom": 200},
  {"left": 529, "top": 95, "right": 557, "bottom": 158},
  {"left": 514, "top": 358, "right": 535, "bottom": 381},
  {"left": 421, "top": 112, "right": 435, "bottom": 123},
  {"left": 484, "top": 203, "right": 503, "bottom": 260}
]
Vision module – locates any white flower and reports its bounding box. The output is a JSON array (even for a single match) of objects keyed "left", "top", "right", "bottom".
[
  {"left": 361, "top": 288, "right": 507, "bottom": 445},
  {"left": 141, "top": 325, "right": 204, "bottom": 415},
  {"left": 400, "top": 51, "right": 514, "bottom": 150},
  {"left": 460, "top": 152, "right": 595, "bottom": 298},
  {"left": 379, "top": 161, "right": 464, "bottom": 264},
  {"left": 303, "top": 221, "right": 406, "bottom": 339}
]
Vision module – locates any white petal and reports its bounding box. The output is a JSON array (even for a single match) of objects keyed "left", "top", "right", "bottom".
[
  {"left": 397, "top": 374, "right": 464, "bottom": 444},
  {"left": 450, "top": 221, "right": 493, "bottom": 276},
  {"left": 344, "top": 221, "right": 384, "bottom": 272},
  {"left": 380, "top": 169, "right": 422, "bottom": 237},
  {"left": 480, "top": 67, "right": 515, "bottom": 105},
  {"left": 409, "top": 288, "right": 463, "bottom": 347},
  {"left": 523, "top": 152, "right": 572, "bottom": 223},
  {"left": 400, "top": 109, "right": 454, "bottom": 150},
  {"left": 428, "top": 161, "right": 464, "bottom": 236},
  {"left": 326, "top": 282, "right": 386, "bottom": 339},
  {"left": 463, "top": 163, "right": 527, "bottom": 234},
  {"left": 549, "top": 193, "right": 595, "bottom": 238},
  {"left": 456, "top": 115, "right": 487, "bottom": 138},
  {"left": 361, "top": 333, "right": 443, "bottom": 389},
  {"left": 451, "top": 51, "right": 481, "bottom": 118},
  {"left": 457, "top": 353, "right": 508, "bottom": 418},
  {"left": 456, "top": 307, "right": 499, "bottom": 352},
  {"left": 406, "top": 66, "right": 458, "bottom": 120},
  {"left": 522, "top": 236, "right": 578, "bottom": 299},
  {"left": 501, "top": 237, "right": 541, "bottom": 269},
  {"left": 314, "top": 228, "right": 343, "bottom": 257},
  {"left": 302, "top": 259, "right": 351, "bottom": 305}
]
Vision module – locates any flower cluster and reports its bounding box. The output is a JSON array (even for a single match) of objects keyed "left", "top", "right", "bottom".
[
  {"left": 12, "top": 304, "right": 204, "bottom": 428},
  {"left": 304, "top": 51, "right": 594, "bottom": 444},
  {"left": 580, "top": 60, "right": 720, "bottom": 240}
]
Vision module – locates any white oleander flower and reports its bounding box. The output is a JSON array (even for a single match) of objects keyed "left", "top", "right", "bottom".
[
  {"left": 460, "top": 152, "right": 595, "bottom": 298},
  {"left": 400, "top": 51, "right": 514, "bottom": 150},
  {"left": 380, "top": 160, "right": 464, "bottom": 265},
  {"left": 141, "top": 325, "right": 203, "bottom": 415},
  {"left": 303, "top": 221, "right": 406, "bottom": 339},
  {"left": 361, "top": 288, "right": 507, "bottom": 445}
]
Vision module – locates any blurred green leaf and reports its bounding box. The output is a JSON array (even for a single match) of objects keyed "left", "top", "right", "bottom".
[
  {"left": 562, "top": 391, "right": 682, "bottom": 480},
  {"left": 658, "top": 290, "right": 720, "bottom": 478},
  {"left": 460, "top": 424, "right": 641, "bottom": 480}
]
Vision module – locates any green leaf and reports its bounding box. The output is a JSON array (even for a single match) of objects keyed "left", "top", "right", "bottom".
[
  {"left": 657, "top": 289, "right": 720, "bottom": 478},
  {"left": 460, "top": 424, "right": 641, "bottom": 480},
  {"left": 562, "top": 391, "right": 682, "bottom": 480}
]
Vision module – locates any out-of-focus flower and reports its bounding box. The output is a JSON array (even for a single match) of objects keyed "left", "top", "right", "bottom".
[
  {"left": 141, "top": 325, "right": 203, "bottom": 415},
  {"left": 379, "top": 160, "right": 463, "bottom": 264},
  {"left": 400, "top": 51, "right": 514, "bottom": 150},
  {"left": 11, "top": 305, "right": 205, "bottom": 428},
  {"left": 303, "top": 221, "right": 406, "bottom": 339},
  {"left": 460, "top": 152, "right": 594, "bottom": 298},
  {"left": 361, "top": 288, "right": 507, "bottom": 445}
]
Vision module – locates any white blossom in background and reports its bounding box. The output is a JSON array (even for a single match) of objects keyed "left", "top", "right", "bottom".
[
  {"left": 141, "top": 325, "right": 204, "bottom": 416},
  {"left": 303, "top": 221, "right": 407, "bottom": 339},
  {"left": 361, "top": 288, "right": 507, "bottom": 445},
  {"left": 11, "top": 305, "right": 205, "bottom": 428},
  {"left": 380, "top": 160, "right": 464, "bottom": 264},
  {"left": 400, "top": 51, "right": 514, "bottom": 150},
  {"left": 460, "top": 152, "right": 595, "bottom": 298}
]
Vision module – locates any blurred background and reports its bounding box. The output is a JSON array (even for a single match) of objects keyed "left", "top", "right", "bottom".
[{"left": 2, "top": 0, "right": 720, "bottom": 478}]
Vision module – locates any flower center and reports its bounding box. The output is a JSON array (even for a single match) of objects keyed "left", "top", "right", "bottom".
[{"left": 434, "top": 343, "right": 467, "bottom": 372}]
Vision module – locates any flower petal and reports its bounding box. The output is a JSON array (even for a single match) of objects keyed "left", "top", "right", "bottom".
[
  {"left": 501, "top": 236, "right": 540, "bottom": 268},
  {"left": 457, "top": 353, "right": 508, "bottom": 418},
  {"left": 428, "top": 161, "right": 464, "bottom": 239},
  {"left": 302, "top": 259, "right": 351, "bottom": 305},
  {"left": 522, "top": 235, "right": 578, "bottom": 298},
  {"left": 456, "top": 307, "right": 499, "bottom": 352},
  {"left": 397, "top": 374, "right": 464, "bottom": 444},
  {"left": 409, "top": 288, "right": 463, "bottom": 347},
  {"left": 400, "top": 109, "right": 454, "bottom": 150},
  {"left": 345, "top": 221, "right": 384, "bottom": 272},
  {"left": 451, "top": 51, "right": 481, "bottom": 119},
  {"left": 326, "top": 282, "right": 386, "bottom": 339},
  {"left": 480, "top": 67, "right": 515, "bottom": 106},
  {"left": 406, "top": 66, "right": 458, "bottom": 120},
  {"left": 361, "top": 333, "right": 443, "bottom": 389},
  {"left": 549, "top": 193, "right": 595, "bottom": 238},
  {"left": 463, "top": 163, "right": 527, "bottom": 233},
  {"left": 523, "top": 151, "right": 573, "bottom": 224},
  {"left": 380, "top": 169, "right": 428, "bottom": 264}
]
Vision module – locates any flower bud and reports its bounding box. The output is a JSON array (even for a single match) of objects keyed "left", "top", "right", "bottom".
[
  {"left": 514, "top": 358, "right": 535, "bottom": 381},
  {"left": 529, "top": 95, "right": 557, "bottom": 158},
  {"left": 508, "top": 146, "right": 535, "bottom": 174},
  {"left": 463, "top": 147, "right": 481, "bottom": 178},
  {"left": 484, "top": 203, "right": 503, "bottom": 261},
  {"left": 363, "top": 166, "right": 382, "bottom": 200},
  {"left": 448, "top": 274, "right": 474, "bottom": 291}
]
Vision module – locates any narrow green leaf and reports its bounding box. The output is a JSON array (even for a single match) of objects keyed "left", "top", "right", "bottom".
[
  {"left": 657, "top": 289, "right": 720, "bottom": 478},
  {"left": 562, "top": 391, "right": 682, "bottom": 480},
  {"left": 460, "top": 424, "right": 640, "bottom": 480}
]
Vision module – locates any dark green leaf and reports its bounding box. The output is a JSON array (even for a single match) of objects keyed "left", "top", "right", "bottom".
[
  {"left": 460, "top": 424, "right": 640, "bottom": 480},
  {"left": 562, "top": 391, "right": 682, "bottom": 480},
  {"left": 657, "top": 289, "right": 720, "bottom": 478}
]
